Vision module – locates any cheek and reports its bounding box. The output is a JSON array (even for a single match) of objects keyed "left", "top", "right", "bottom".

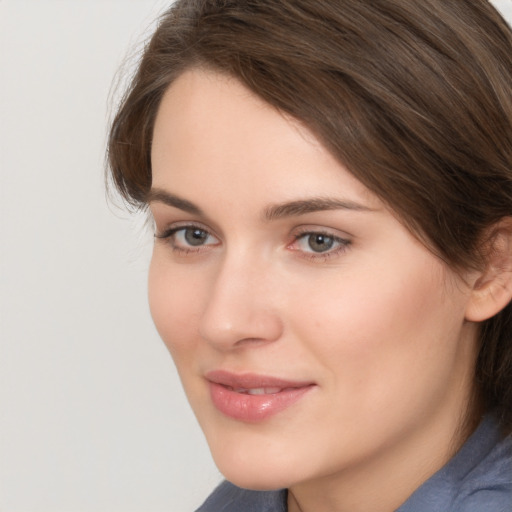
[
  {"left": 148, "top": 253, "right": 204, "bottom": 362},
  {"left": 288, "top": 253, "right": 468, "bottom": 408}
]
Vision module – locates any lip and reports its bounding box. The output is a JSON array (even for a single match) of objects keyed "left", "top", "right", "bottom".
[{"left": 205, "top": 370, "right": 315, "bottom": 422}]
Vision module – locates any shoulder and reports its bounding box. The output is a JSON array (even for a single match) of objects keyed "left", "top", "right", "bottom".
[
  {"left": 398, "top": 416, "right": 512, "bottom": 512},
  {"left": 195, "top": 481, "right": 287, "bottom": 512},
  {"left": 453, "top": 431, "right": 512, "bottom": 512}
]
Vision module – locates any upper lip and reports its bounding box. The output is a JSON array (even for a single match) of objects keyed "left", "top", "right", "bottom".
[{"left": 205, "top": 369, "right": 314, "bottom": 389}]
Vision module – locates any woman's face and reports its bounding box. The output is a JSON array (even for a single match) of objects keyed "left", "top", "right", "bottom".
[{"left": 149, "top": 69, "right": 479, "bottom": 492}]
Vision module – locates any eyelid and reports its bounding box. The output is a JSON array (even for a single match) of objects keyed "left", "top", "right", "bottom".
[
  {"left": 291, "top": 225, "right": 353, "bottom": 244},
  {"left": 154, "top": 221, "right": 216, "bottom": 239}
]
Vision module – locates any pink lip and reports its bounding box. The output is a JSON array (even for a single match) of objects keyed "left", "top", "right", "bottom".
[{"left": 205, "top": 370, "right": 315, "bottom": 423}]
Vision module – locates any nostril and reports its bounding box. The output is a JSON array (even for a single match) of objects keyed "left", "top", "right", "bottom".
[{"left": 233, "top": 337, "right": 273, "bottom": 348}]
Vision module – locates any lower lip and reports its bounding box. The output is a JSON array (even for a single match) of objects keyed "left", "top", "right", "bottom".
[{"left": 208, "top": 382, "right": 314, "bottom": 422}]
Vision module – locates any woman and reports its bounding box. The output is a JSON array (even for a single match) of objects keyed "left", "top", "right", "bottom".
[{"left": 107, "top": 1, "right": 512, "bottom": 510}]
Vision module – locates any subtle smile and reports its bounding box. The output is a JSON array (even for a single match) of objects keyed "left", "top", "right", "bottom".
[{"left": 206, "top": 370, "right": 316, "bottom": 422}]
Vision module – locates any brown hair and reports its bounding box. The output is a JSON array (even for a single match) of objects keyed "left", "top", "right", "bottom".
[{"left": 108, "top": 0, "right": 512, "bottom": 432}]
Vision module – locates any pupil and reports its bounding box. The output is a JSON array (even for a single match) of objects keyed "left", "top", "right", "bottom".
[
  {"left": 308, "top": 234, "right": 334, "bottom": 252},
  {"left": 185, "top": 228, "right": 208, "bottom": 246}
]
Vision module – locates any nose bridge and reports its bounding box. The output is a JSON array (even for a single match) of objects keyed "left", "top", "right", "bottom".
[{"left": 198, "top": 246, "right": 282, "bottom": 349}]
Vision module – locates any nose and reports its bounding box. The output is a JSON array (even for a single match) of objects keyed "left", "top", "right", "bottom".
[{"left": 198, "top": 252, "right": 283, "bottom": 350}]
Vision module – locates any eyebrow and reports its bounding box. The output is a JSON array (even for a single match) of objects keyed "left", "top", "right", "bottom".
[
  {"left": 146, "top": 189, "right": 204, "bottom": 215},
  {"left": 263, "top": 197, "right": 374, "bottom": 221},
  {"left": 147, "top": 188, "right": 374, "bottom": 220}
]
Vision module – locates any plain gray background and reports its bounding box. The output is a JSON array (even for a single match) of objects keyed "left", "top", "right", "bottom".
[
  {"left": 1, "top": 1, "right": 511, "bottom": 511},
  {"left": 1, "top": 1, "right": 220, "bottom": 511}
]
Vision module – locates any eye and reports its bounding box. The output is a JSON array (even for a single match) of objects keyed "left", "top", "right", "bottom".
[
  {"left": 300, "top": 233, "right": 336, "bottom": 253},
  {"left": 155, "top": 224, "right": 219, "bottom": 252},
  {"left": 290, "top": 229, "right": 351, "bottom": 259},
  {"left": 177, "top": 227, "right": 212, "bottom": 247}
]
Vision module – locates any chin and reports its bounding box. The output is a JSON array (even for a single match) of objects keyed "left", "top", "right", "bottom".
[
  {"left": 204, "top": 427, "right": 301, "bottom": 491},
  {"left": 218, "top": 462, "right": 293, "bottom": 491}
]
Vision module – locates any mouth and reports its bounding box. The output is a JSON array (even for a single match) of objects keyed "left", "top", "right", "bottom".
[
  {"left": 223, "top": 386, "right": 290, "bottom": 395},
  {"left": 205, "top": 370, "right": 315, "bottom": 422}
]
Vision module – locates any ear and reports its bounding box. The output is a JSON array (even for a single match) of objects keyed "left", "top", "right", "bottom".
[{"left": 465, "top": 218, "right": 512, "bottom": 322}]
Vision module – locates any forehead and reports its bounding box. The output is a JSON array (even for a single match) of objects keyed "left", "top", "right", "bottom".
[
  {"left": 151, "top": 69, "right": 379, "bottom": 211},
  {"left": 151, "top": 69, "right": 323, "bottom": 177}
]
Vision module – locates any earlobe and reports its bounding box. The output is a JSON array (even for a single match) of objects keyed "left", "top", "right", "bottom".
[{"left": 465, "top": 218, "right": 512, "bottom": 322}]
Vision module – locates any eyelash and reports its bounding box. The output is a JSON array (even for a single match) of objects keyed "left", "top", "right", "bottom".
[
  {"left": 288, "top": 228, "right": 351, "bottom": 262},
  {"left": 154, "top": 224, "right": 351, "bottom": 260},
  {"left": 155, "top": 223, "right": 219, "bottom": 255}
]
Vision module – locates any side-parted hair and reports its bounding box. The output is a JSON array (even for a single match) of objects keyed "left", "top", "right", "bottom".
[{"left": 107, "top": 0, "right": 512, "bottom": 433}]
